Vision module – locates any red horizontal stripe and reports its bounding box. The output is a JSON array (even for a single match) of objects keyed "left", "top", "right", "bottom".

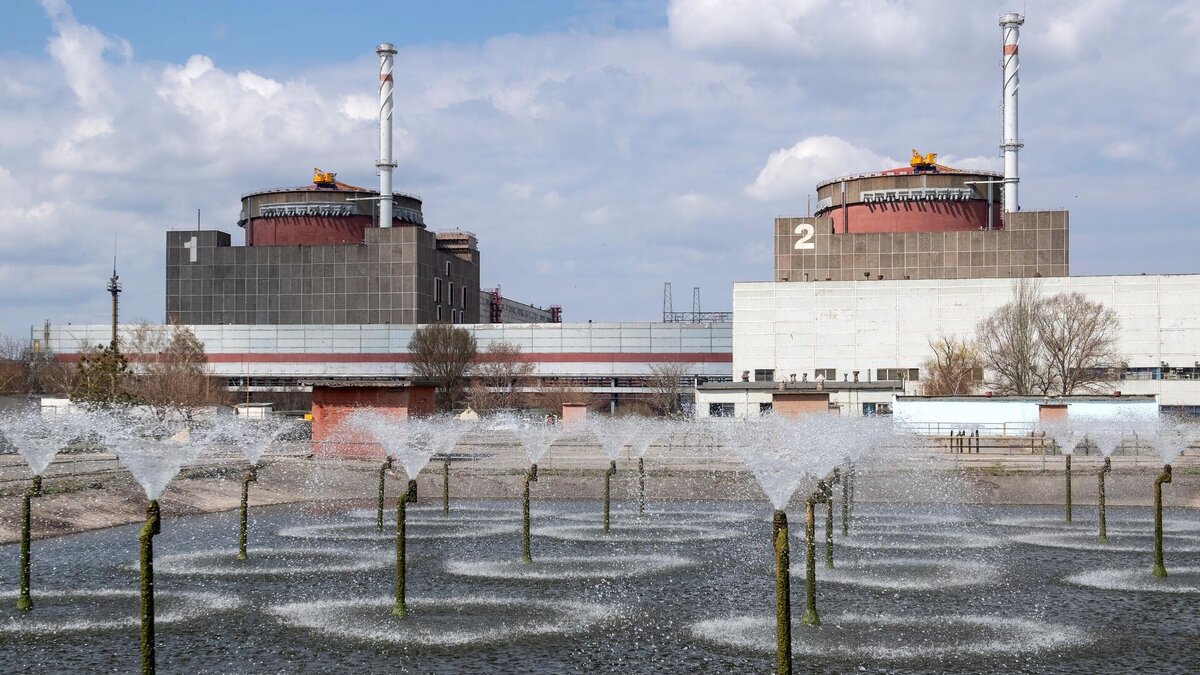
[{"left": 55, "top": 352, "right": 731, "bottom": 364}]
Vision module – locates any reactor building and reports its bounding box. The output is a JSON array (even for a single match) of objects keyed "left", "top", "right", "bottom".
[{"left": 166, "top": 44, "right": 557, "bottom": 327}]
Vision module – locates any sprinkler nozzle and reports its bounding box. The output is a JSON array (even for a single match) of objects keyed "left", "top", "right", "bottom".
[
  {"left": 406, "top": 479, "right": 418, "bottom": 503},
  {"left": 607, "top": 460, "right": 617, "bottom": 477},
  {"left": 527, "top": 463, "right": 539, "bottom": 482},
  {"left": 1158, "top": 464, "right": 1173, "bottom": 485},
  {"left": 830, "top": 468, "right": 841, "bottom": 486},
  {"left": 29, "top": 475, "right": 43, "bottom": 497},
  {"left": 1102, "top": 457, "right": 1111, "bottom": 474},
  {"left": 245, "top": 464, "right": 259, "bottom": 483}
]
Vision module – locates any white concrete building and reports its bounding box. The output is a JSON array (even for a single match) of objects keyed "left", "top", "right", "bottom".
[{"left": 732, "top": 274, "right": 1200, "bottom": 414}]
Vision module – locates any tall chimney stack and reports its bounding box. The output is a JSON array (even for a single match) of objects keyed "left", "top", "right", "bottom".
[
  {"left": 1000, "top": 13, "right": 1024, "bottom": 213},
  {"left": 376, "top": 43, "right": 398, "bottom": 228}
]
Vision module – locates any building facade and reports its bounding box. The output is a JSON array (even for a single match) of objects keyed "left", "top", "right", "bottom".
[{"left": 732, "top": 275, "right": 1200, "bottom": 413}]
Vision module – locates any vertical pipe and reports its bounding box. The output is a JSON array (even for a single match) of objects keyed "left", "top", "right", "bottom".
[
  {"left": 443, "top": 457, "right": 450, "bottom": 514},
  {"left": 638, "top": 457, "right": 646, "bottom": 515},
  {"left": 522, "top": 464, "right": 537, "bottom": 563},
  {"left": 801, "top": 497, "right": 820, "bottom": 627},
  {"left": 237, "top": 465, "right": 257, "bottom": 561},
  {"left": 16, "top": 476, "right": 41, "bottom": 611},
  {"left": 1098, "top": 457, "right": 1111, "bottom": 543},
  {"left": 1000, "top": 13, "right": 1024, "bottom": 213},
  {"left": 824, "top": 496, "right": 834, "bottom": 570},
  {"left": 377, "top": 458, "right": 392, "bottom": 531},
  {"left": 1152, "top": 465, "right": 1172, "bottom": 578},
  {"left": 772, "top": 511, "right": 792, "bottom": 675},
  {"left": 841, "top": 467, "right": 850, "bottom": 536},
  {"left": 1065, "top": 454, "right": 1073, "bottom": 522},
  {"left": 139, "top": 500, "right": 161, "bottom": 675},
  {"left": 393, "top": 479, "right": 417, "bottom": 616},
  {"left": 376, "top": 43, "right": 397, "bottom": 228},
  {"left": 603, "top": 460, "right": 616, "bottom": 533}
]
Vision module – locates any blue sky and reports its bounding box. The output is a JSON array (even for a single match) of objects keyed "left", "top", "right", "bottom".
[{"left": 1, "top": 0, "right": 1199, "bottom": 339}]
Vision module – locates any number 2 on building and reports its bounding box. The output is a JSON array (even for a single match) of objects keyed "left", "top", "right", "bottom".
[{"left": 794, "top": 223, "right": 815, "bottom": 250}]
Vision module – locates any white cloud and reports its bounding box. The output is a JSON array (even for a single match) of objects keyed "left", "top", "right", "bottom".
[
  {"left": 745, "top": 136, "right": 896, "bottom": 201},
  {"left": 3, "top": 1, "right": 1200, "bottom": 334}
]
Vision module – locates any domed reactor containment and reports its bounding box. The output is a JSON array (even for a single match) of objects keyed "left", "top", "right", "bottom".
[{"left": 775, "top": 156, "right": 1067, "bottom": 283}]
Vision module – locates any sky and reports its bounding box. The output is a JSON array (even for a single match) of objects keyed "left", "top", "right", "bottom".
[{"left": 2, "top": 0, "right": 1199, "bottom": 339}]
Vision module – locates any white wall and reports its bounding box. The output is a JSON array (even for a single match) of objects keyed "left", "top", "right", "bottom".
[
  {"left": 733, "top": 274, "right": 1200, "bottom": 405},
  {"left": 893, "top": 397, "right": 1159, "bottom": 435}
]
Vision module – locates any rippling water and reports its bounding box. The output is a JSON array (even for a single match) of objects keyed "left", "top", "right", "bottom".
[{"left": 1, "top": 499, "right": 1198, "bottom": 673}]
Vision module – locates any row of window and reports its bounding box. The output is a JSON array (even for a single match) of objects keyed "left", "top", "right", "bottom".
[
  {"left": 752, "top": 368, "right": 924, "bottom": 383},
  {"left": 433, "top": 278, "right": 469, "bottom": 308}
]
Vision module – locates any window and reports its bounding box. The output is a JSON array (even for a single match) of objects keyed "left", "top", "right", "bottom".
[
  {"left": 448, "top": 282, "right": 454, "bottom": 306},
  {"left": 709, "top": 402, "right": 735, "bottom": 417},
  {"left": 436, "top": 305, "right": 442, "bottom": 321},
  {"left": 759, "top": 402, "right": 773, "bottom": 414},
  {"left": 754, "top": 369, "right": 775, "bottom": 382},
  {"left": 814, "top": 369, "right": 836, "bottom": 381},
  {"left": 435, "top": 279, "right": 443, "bottom": 303},
  {"left": 445, "top": 261, "right": 451, "bottom": 275},
  {"left": 877, "top": 368, "right": 920, "bottom": 382},
  {"left": 461, "top": 286, "right": 468, "bottom": 308}
]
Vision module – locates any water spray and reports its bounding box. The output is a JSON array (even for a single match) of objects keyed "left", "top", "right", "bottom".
[
  {"left": 377, "top": 457, "right": 392, "bottom": 531},
  {"left": 442, "top": 456, "right": 451, "bottom": 514},
  {"left": 1065, "top": 454, "right": 1073, "bottom": 523},
  {"left": 1098, "top": 457, "right": 1111, "bottom": 543},
  {"left": 522, "top": 464, "right": 538, "bottom": 563},
  {"left": 772, "top": 510, "right": 792, "bottom": 675},
  {"left": 237, "top": 465, "right": 258, "bottom": 561},
  {"left": 1152, "top": 464, "right": 1173, "bottom": 578},
  {"left": 802, "top": 480, "right": 832, "bottom": 627},
  {"left": 16, "top": 475, "right": 43, "bottom": 611},
  {"left": 139, "top": 500, "right": 161, "bottom": 675},
  {"left": 394, "top": 479, "right": 418, "bottom": 617},
  {"left": 603, "top": 460, "right": 617, "bottom": 533}
]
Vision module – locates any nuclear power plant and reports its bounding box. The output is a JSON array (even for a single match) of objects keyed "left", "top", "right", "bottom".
[{"left": 37, "top": 14, "right": 1200, "bottom": 416}]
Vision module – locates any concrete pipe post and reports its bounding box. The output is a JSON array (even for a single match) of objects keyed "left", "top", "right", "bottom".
[
  {"left": 139, "top": 500, "right": 162, "bottom": 675},
  {"left": 393, "top": 480, "right": 418, "bottom": 616},
  {"left": 16, "top": 475, "right": 42, "bottom": 611},
  {"left": 443, "top": 456, "right": 451, "bottom": 515},
  {"left": 522, "top": 464, "right": 538, "bottom": 563},
  {"left": 237, "top": 465, "right": 258, "bottom": 561},
  {"left": 638, "top": 457, "right": 646, "bottom": 515},
  {"left": 801, "top": 495, "right": 820, "bottom": 627},
  {"left": 377, "top": 457, "right": 392, "bottom": 531},
  {"left": 1153, "top": 465, "right": 1173, "bottom": 578},
  {"left": 1098, "top": 457, "right": 1111, "bottom": 543},
  {"left": 772, "top": 510, "right": 793, "bottom": 675},
  {"left": 603, "top": 460, "right": 617, "bottom": 533},
  {"left": 1065, "top": 454, "right": 1073, "bottom": 523}
]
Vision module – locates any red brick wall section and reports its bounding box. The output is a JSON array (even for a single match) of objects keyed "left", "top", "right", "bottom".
[
  {"left": 311, "top": 386, "right": 409, "bottom": 459},
  {"left": 407, "top": 386, "right": 436, "bottom": 418},
  {"left": 246, "top": 215, "right": 372, "bottom": 246}
]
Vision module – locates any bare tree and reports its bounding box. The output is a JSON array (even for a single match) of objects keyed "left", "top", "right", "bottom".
[
  {"left": 1036, "top": 292, "right": 1122, "bottom": 395},
  {"left": 976, "top": 280, "right": 1122, "bottom": 395},
  {"left": 643, "top": 362, "right": 694, "bottom": 416},
  {"left": 408, "top": 323, "right": 477, "bottom": 411},
  {"left": 920, "top": 335, "right": 983, "bottom": 396},
  {"left": 125, "top": 321, "right": 228, "bottom": 422},
  {"left": 976, "top": 279, "right": 1054, "bottom": 395},
  {"left": 468, "top": 341, "right": 535, "bottom": 412},
  {"left": 0, "top": 335, "right": 70, "bottom": 395}
]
